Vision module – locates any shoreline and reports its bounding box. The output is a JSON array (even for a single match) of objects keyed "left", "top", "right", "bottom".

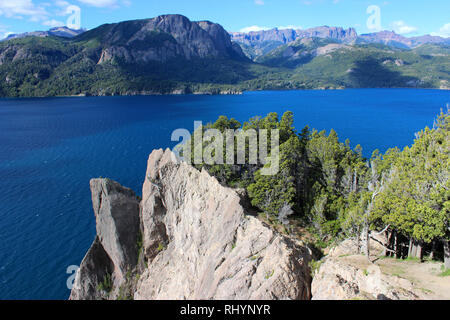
[{"left": 0, "top": 86, "right": 449, "bottom": 100}]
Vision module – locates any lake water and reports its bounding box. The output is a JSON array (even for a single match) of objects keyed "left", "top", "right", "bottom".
[{"left": 0, "top": 89, "right": 449, "bottom": 300}]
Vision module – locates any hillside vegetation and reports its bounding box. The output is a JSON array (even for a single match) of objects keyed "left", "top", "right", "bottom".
[
  {"left": 0, "top": 15, "right": 449, "bottom": 97},
  {"left": 189, "top": 108, "right": 450, "bottom": 271}
]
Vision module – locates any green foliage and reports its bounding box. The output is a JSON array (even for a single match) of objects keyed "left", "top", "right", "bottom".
[
  {"left": 0, "top": 34, "right": 448, "bottom": 97},
  {"left": 309, "top": 259, "right": 323, "bottom": 277},
  {"left": 265, "top": 270, "right": 275, "bottom": 279},
  {"left": 191, "top": 111, "right": 369, "bottom": 239},
  {"left": 439, "top": 267, "right": 450, "bottom": 277},
  {"left": 371, "top": 108, "right": 449, "bottom": 244},
  {"left": 97, "top": 273, "right": 113, "bottom": 293},
  {"left": 191, "top": 108, "right": 449, "bottom": 259},
  {"left": 156, "top": 243, "right": 165, "bottom": 252}
]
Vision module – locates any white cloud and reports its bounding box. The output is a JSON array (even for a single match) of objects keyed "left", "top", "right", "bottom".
[
  {"left": 0, "top": 0, "right": 49, "bottom": 20},
  {"left": 1, "top": 31, "right": 15, "bottom": 39},
  {"left": 0, "top": 22, "right": 15, "bottom": 39},
  {"left": 390, "top": 20, "right": 418, "bottom": 35},
  {"left": 54, "top": 0, "right": 70, "bottom": 7},
  {"left": 431, "top": 23, "right": 450, "bottom": 38},
  {"left": 239, "top": 25, "right": 271, "bottom": 33},
  {"left": 277, "top": 25, "right": 302, "bottom": 30},
  {"left": 43, "top": 19, "right": 65, "bottom": 27},
  {"left": 76, "top": 0, "right": 118, "bottom": 7},
  {"left": 239, "top": 25, "right": 303, "bottom": 33},
  {"left": 254, "top": 0, "right": 264, "bottom": 5}
]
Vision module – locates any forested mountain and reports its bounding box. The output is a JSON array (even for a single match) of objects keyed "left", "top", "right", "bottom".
[
  {"left": 0, "top": 15, "right": 449, "bottom": 97},
  {"left": 0, "top": 15, "right": 257, "bottom": 97}
]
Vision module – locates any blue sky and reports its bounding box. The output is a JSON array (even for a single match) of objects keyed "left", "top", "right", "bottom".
[{"left": 0, "top": 0, "right": 449, "bottom": 39}]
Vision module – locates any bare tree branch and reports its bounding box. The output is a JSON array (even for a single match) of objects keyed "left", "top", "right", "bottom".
[
  {"left": 373, "top": 225, "right": 390, "bottom": 236},
  {"left": 370, "top": 236, "right": 396, "bottom": 254}
]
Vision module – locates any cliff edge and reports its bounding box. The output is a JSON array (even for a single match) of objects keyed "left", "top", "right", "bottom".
[{"left": 70, "top": 149, "right": 312, "bottom": 300}]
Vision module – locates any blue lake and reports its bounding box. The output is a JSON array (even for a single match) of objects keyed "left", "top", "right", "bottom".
[{"left": 0, "top": 89, "right": 449, "bottom": 299}]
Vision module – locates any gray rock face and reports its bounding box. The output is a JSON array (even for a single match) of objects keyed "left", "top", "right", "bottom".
[
  {"left": 90, "top": 178, "right": 141, "bottom": 280},
  {"left": 69, "top": 236, "right": 114, "bottom": 300},
  {"left": 136, "top": 149, "right": 312, "bottom": 300},
  {"left": 70, "top": 149, "right": 312, "bottom": 300},
  {"left": 231, "top": 27, "right": 450, "bottom": 60},
  {"left": 230, "top": 26, "right": 357, "bottom": 60},
  {"left": 89, "top": 14, "right": 246, "bottom": 64},
  {"left": 230, "top": 28, "right": 299, "bottom": 46},
  {"left": 70, "top": 178, "right": 140, "bottom": 300},
  {"left": 230, "top": 26, "right": 358, "bottom": 47}
]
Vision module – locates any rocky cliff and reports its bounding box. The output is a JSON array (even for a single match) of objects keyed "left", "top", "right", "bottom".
[
  {"left": 70, "top": 149, "right": 312, "bottom": 300},
  {"left": 80, "top": 14, "right": 247, "bottom": 64},
  {"left": 230, "top": 26, "right": 357, "bottom": 47},
  {"left": 69, "top": 149, "right": 448, "bottom": 300},
  {"left": 231, "top": 27, "right": 450, "bottom": 60}
]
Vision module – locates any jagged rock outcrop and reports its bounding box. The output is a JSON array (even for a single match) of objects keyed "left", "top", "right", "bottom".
[
  {"left": 70, "top": 179, "right": 140, "bottom": 300},
  {"left": 230, "top": 26, "right": 357, "bottom": 47},
  {"left": 70, "top": 149, "right": 312, "bottom": 300},
  {"left": 311, "top": 239, "right": 426, "bottom": 300},
  {"left": 231, "top": 27, "right": 449, "bottom": 53},
  {"left": 230, "top": 26, "right": 357, "bottom": 60}
]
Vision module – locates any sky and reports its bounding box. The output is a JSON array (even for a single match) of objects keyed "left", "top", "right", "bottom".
[{"left": 0, "top": 0, "right": 449, "bottom": 39}]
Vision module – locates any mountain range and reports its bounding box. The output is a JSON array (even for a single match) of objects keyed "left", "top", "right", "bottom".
[
  {"left": 0, "top": 14, "right": 449, "bottom": 97},
  {"left": 2, "top": 26, "right": 86, "bottom": 41},
  {"left": 230, "top": 27, "right": 450, "bottom": 59}
]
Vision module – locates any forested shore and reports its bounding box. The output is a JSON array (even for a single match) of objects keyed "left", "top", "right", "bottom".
[{"left": 189, "top": 108, "right": 449, "bottom": 268}]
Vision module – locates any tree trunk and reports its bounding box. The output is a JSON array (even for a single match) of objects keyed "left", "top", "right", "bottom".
[
  {"left": 408, "top": 239, "right": 422, "bottom": 259},
  {"left": 416, "top": 242, "right": 422, "bottom": 261},
  {"left": 444, "top": 240, "right": 450, "bottom": 270},
  {"left": 429, "top": 241, "right": 435, "bottom": 261},
  {"left": 365, "top": 225, "right": 370, "bottom": 262},
  {"left": 384, "top": 231, "right": 390, "bottom": 257},
  {"left": 356, "top": 226, "right": 361, "bottom": 254},
  {"left": 408, "top": 238, "right": 414, "bottom": 258},
  {"left": 392, "top": 231, "right": 398, "bottom": 258}
]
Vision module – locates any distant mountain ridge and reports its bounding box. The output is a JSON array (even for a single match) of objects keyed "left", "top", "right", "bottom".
[
  {"left": 4, "top": 24, "right": 449, "bottom": 51},
  {"left": 230, "top": 26, "right": 358, "bottom": 45},
  {"left": 0, "top": 14, "right": 449, "bottom": 97},
  {"left": 230, "top": 27, "right": 450, "bottom": 59},
  {"left": 2, "top": 27, "right": 85, "bottom": 41},
  {"left": 358, "top": 31, "right": 450, "bottom": 48}
]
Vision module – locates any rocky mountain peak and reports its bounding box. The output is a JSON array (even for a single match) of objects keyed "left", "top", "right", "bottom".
[{"left": 80, "top": 14, "right": 246, "bottom": 64}]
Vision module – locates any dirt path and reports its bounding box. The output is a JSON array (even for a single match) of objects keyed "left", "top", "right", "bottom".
[{"left": 341, "top": 254, "right": 450, "bottom": 300}]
